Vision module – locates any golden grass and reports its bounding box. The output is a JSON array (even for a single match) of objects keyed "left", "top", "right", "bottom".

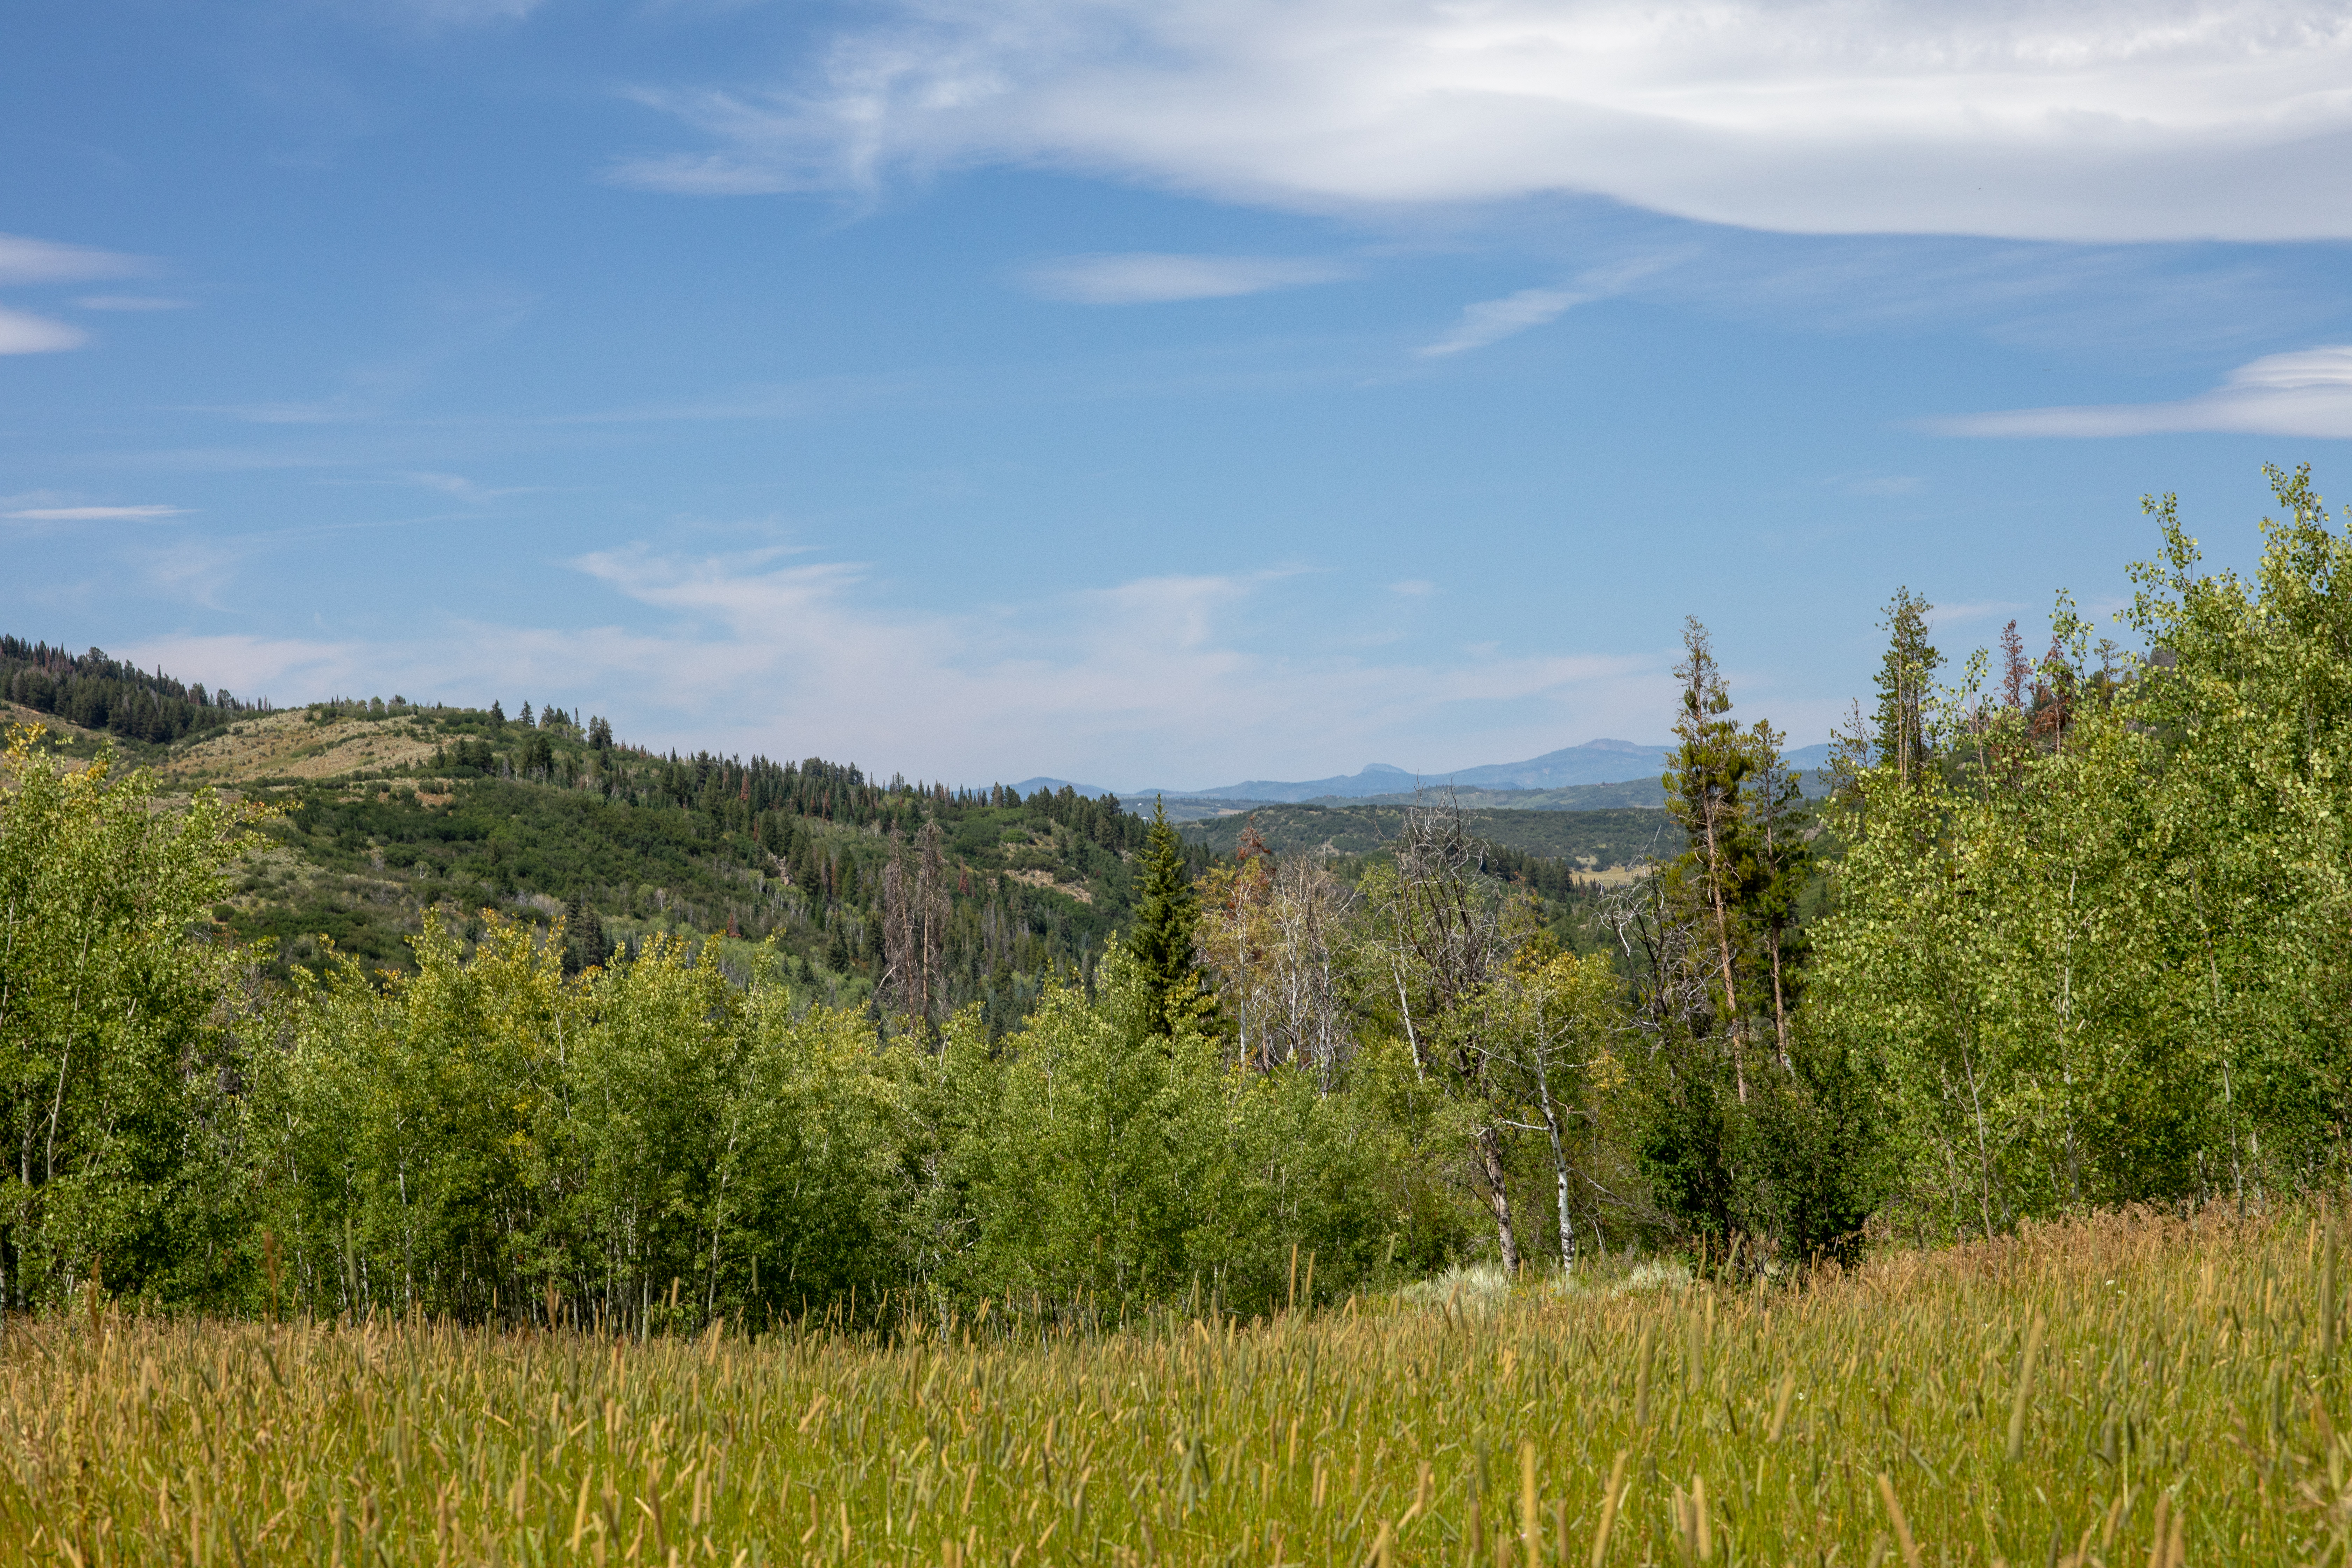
[
  {"left": 1, "top": 1208, "right": 2339, "bottom": 1566},
  {"left": 161, "top": 710, "right": 437, "bottom": 786}
]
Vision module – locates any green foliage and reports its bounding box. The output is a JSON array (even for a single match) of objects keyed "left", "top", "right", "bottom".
[
  {"left": 0, "top": 726, "right": 267, "bottom": 1309},
  {"left": 1811, "top": 464, "right": 2352, "bottom": 1238},
  {"left": 1181, "top": 801, "right": 1681, "bottom": 870},
  {"left": 1129, "top": 801, "right": 1213, "bottom": 1037},
  {"left": 1872, "top": 586, "right": 1944, "bottom": 785},
  {"left": 0, "top": 637, "right": 259, "bottom": 746},
  {"left": 33, "top": 458, "right": 2352, "bottom": 1327}
]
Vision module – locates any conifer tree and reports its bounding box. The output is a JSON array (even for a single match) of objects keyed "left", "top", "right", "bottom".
[
  {"left": 562, "top": 891, "right": 610, "bottom": 974},
  {"left": 1662, "top": 617, "right": 1754, "bottom": 1091},
  {"left": 1874, "top": 588, "right": 1943, "bottom": 785},
  {"left": 1129, "top": 799, "right": 1210, "bottom": 1037}
]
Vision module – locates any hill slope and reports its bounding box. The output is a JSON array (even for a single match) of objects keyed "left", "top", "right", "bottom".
[{"left": 5, "top": 639, "right": 1666, "bottom": 1008}]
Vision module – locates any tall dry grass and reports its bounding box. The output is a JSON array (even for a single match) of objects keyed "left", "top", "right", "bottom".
[{"left": 0, "top": 1208, "right": 2339, "bottom": 1565}]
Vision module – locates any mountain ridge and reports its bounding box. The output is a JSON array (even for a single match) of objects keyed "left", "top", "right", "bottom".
[{"left": 1130, "top": 739, "right": 1672, "bottom": 803}]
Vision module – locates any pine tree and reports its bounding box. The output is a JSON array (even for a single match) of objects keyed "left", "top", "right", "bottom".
[
  {"left": 1873, "top": 588, "right": 1943, "bottom": 785},
  {"left": 1662, "top": 617, "right": 1754, "bottom": 1089},
  {"left": 1129, "top": 799, "right": 1210, "bottom": 1037},
  {"left": 562, "top": 891, "right": 610, "bottom": 974}
]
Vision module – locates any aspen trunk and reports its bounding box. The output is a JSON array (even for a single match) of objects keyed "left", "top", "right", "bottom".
[
  {"left": 1477, "top": 1125, "right": 1522, "bottom": 1274},
  {"left": 1532, "top": 1044, "right": 1576, "bottom": 1272}
]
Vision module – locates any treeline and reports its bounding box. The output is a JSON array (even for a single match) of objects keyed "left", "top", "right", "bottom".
[
  {"left": 257, "top": 729, "right": 1197, "bottom": 1023},
  {"left": 0, "top": 745, "right": 1456, "bottom": 1324},
  {"left": 9, "top": 465, "right": 2348, "bottom": 1324},
  {"left": 1, "top": 636, "right": 262, "bottom": 744}
]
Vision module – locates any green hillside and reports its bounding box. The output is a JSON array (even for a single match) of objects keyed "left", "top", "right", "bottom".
[
  {"left": 4, "top": 662, "right": 1634, "bottom": 1029},
  {"left": 1179, "top": 801, "right": 1682, "bottom": 869},
  {"left": 1324, "top": 777, "right": 1669, "bottom": 810}
]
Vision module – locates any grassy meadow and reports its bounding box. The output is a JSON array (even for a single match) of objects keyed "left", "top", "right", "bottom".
[{"left": 1, "top": 1210, "right": 2342, "bottom": 1567}]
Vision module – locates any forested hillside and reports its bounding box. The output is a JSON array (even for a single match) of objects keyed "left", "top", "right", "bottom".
[
  {"left": 56, "top": 689, "right": 1635, "bottom": 1017},
  {"left": 195, "top": 702, "right": 1203, "bottom": 1030},
  {"left": 4, "top": 464, "right": 2350, "bottom": 1333},
  {"left": 1, "top": 635, "right": 265, "bottom": 744},
  {"left": 1180, "top": 802, "right": 1681, "bottom": 871}
]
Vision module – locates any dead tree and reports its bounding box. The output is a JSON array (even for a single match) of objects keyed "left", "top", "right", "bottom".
[
  {"left": 1387, "top": 791, "right": 1525, "bottom": 1273},
  {"left": 882, "top": 820, "right": 951, "bottom": 1040}
]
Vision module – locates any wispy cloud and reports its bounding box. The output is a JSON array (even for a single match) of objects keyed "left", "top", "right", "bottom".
[
  {"left": 1018, "top": 253, "right": 1355, "bottom": 304},
  {"left": 615, "top": 0, "right": 2352, "bottom": 242},
  {"left": 1927, "top": 345, "right": 2352, "bottom": 438},
  {"left": 398, "top": 471, "right": 539, "bottom": 505},
  {"left": 115, "top": 635, "right": 363, "bottom": 706},
  {"left": 0, "top": 234, "right": 140, "bottom": 352},
  {"left": 149, "top": 549, "right": 1678, "bottom": 783},
  {"left": 77, "top": 295, "right": 189, "bottom": 312},
  {"left": 1418, "top": 287, "right": 1585, "bottom": 358},
  {"left": 5, "top": 504, "right": 189, "bottom": 522},
  {"left": 0, "top": 232, "right": 146, "bottom": 286},
  {"left": 0, "top": 307, "right": 86, "bottom": 355}
]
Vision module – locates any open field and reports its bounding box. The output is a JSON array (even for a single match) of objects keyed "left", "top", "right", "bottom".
[
  {"left": 0, "top": 1209, "right": 2336, "bottom": 1566},
  {"left": 160, "top": 708, "right": 439, "bottom": 786}
]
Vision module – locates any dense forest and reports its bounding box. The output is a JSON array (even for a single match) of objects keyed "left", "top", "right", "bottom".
[
  {"left": 241, "top": 705, "right": 1191, "bottom": 1035},
  {"left": 3, "top": 464, "right": 2347, "bottom": 1331},
  {"left": 0, "top": 636, "right": 265, "bottom": 744}
]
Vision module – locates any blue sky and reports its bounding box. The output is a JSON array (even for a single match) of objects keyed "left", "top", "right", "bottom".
[{"left": 6, "top": 0, "right": 2351, "bottom": 790}]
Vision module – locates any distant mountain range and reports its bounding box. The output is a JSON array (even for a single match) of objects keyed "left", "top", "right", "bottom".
[
  {"left": 1013, "top": 740, "right": 1832, "bottom": 811},
  {"left": 1147, "top": 739, "right": 1676, "bottom": 803}
]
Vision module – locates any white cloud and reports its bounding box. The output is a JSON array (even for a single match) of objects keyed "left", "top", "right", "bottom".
[
  {"left": 1929, "top": 344, "right": 2352, "bottom": 438},
  {"left": 605, "top": 152, "right": 799, "bottom": 196},
  {"left": 560, "top": 549, "right": 1680, "bottom": 783},
  {"left": 77, "top": 295, "right": 189, "bottom": 312},
  {"left": 398, "top": 471, "right": 539, "bottom": 505},
  {"left": 620, "top": 0, "right": 2352, "bottom": 242},
  {"left": 1418, "top": 287, "right": 1585, "bottom": 357},
  {"left": 116, "top": 636, "right": 364, "bottom": 707},
  {"left": 1018, "top": 252, "right": 1355, "bottom": 303},
  {"left": 5, "top": 505, "right": 188, "bottom": 521},
  {"left": 0, "top": 232, "right": 145, "bottom": 286},
  {"left": 0, "top": 306, "right": 86, "bottom": 355},
  {"left": 151, "top": 549, "right": 1676, "bottom": 783}
]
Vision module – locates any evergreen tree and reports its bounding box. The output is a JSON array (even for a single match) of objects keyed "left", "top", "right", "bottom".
[
  {"left": 1129, "top": 799, "right": 1210, "bottom": 1038},
  {"left": 1873, "top": 588, "right": 1943, "bottom": 785},
  {"left": 562, "top": 891, "right": 611, "bottom": 975},
  {"left": 1661, "top": 617, "right": 1754, "bottom": 1084}
]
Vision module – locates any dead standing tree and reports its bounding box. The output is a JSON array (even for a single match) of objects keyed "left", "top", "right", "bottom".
[
  {"left": 1387, "top": 791, "right": 1527, "bottom": 1273},
  {"left": 1265, "top": 855, "right": 1354, "bottom": 1088},
  {"left": 881, "top": 820, "right": 951, "bottom": 1040},
  {"left": 1196, "top": 827, "right": 1358, "bottom": 1084}
]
